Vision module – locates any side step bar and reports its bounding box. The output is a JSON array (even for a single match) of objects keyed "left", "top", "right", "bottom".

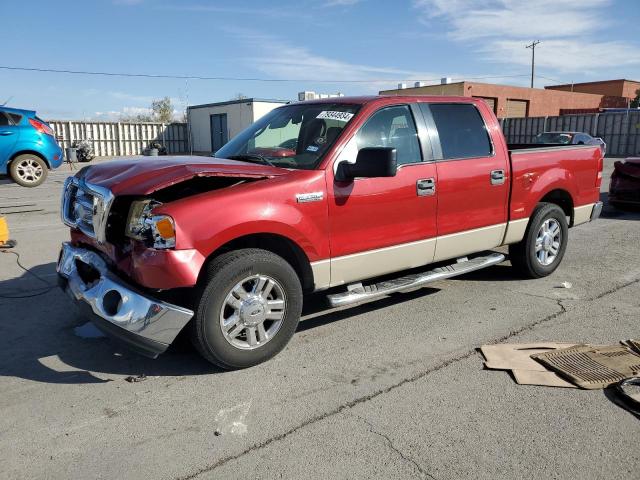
[{"left": 327, "top": 252, "right": 506, "bottom": 308}]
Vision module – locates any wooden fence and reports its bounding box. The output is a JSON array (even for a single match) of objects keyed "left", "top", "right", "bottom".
[
  {"left": 501, "top": 112, "right": 640, "bottom": 156},
  {"left": 48, "top": 120, "right": 189, "bottom": 156}
]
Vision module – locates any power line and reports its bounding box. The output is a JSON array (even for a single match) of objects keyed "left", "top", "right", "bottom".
[{"left": 0, "top": 65, "right": 536, "bottom": 85}]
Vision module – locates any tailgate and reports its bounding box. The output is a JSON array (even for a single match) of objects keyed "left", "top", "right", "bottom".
[{"left": 508, "top": 145, "right": 602, "bottom": 220}]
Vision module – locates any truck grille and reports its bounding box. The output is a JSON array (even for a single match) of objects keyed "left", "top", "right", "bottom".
[{"left": 61, "top": 177, "right": 114, "bottom": 244}]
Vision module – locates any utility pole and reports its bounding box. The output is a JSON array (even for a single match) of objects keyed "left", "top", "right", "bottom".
[{"left": 526, "top": 40, "right": 541, "bottom": 88}]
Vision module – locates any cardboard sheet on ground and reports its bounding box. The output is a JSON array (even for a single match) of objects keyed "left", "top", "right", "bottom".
[{"left": 480, "top": 343, "right": 578, "bottom": 388}]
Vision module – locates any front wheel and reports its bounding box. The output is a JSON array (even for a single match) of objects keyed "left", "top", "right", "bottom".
[
  {"left": 509, "top": 203, "right": 568, "bottom": 278},
  {"left": 190, "top": 248, "right": 303, "bottom": 369}
]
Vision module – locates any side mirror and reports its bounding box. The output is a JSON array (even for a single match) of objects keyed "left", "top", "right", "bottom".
[{"left": 335, "top": 147, "right": 397, "bottom": 182}]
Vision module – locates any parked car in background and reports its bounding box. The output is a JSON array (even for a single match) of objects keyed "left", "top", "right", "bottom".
[
  {"left": 0, "top": 106, "right": 63, "bottom": 187},
  {"left": 535, "top": 131, "right": 606, "bottom": 155},
  {"left": 58, "top": 96, "right": 604, "bottom": 369},
  {"left": 609, "top": 157, "right": 640, "bottom": 208}
]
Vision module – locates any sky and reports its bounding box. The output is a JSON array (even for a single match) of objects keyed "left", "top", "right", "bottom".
[{"left": 1, "top": 0, "right": 639, "bottom": 120}]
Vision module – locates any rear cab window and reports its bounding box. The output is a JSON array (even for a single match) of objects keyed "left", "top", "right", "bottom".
[{"left": 422, "top": 103, "right": 493, "bottom": 160}]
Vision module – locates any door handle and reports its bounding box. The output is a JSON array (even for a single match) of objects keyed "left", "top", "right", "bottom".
[
  {"left": 0, "top": 131, "right": 15, "bottom": 136},
  {"left": 417, "top": 178, "right": 436, "bottom": 196},
  {"left": 490, "top": 170, "right": 505, "bottom": 185}
]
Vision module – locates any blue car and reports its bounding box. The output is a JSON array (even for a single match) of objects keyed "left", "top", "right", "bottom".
[{"left": 0, "top": 107, "right": 63, "bottom": 187}]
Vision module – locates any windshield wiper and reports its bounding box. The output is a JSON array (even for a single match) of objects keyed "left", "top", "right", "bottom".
[{"left": 226, "top": 154, "right": 276, "bottom": 167}]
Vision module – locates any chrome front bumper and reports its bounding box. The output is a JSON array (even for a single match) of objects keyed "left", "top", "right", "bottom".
[{"left": 57, "top": 242, "right": 193, "bottom": 358}]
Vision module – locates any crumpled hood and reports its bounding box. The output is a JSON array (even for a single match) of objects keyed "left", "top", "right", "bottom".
[
  {"left": 613, "top": 158, "right": 640, "bottom": 179},
  {"left": 79, "top": 156, "right": 288, "bottom": 195}
]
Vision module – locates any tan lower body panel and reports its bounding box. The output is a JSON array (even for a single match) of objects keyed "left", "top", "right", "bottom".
[
  {"left": 311, "top": 219, "right": 535, "bottom": 290},
  {"left": 329, "top": 238, "right": 436, "bottom": 287},
  {"left": 310, "top": 259, "right": 331, "bottom": 291},
  {"left": 573, "top": 203, "right": 595, "bottom": 226},
  {"left": 501, "top": 217, "right": 529, "bottom": 245},
  {"left": 433, "top": 223, "right": 506, "bottom": 262}
]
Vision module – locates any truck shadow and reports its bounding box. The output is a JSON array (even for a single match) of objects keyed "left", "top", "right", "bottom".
[
  {"left": 0, "top": 261, "right": 440, "bottom": 384},
  {"left": 599, "top": 192, "right": 640, "bottom": 221}
]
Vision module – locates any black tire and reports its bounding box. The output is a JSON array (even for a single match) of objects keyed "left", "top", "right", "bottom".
[
  {"left": 9, "top": 154, "right": 48, "bottom": 187},
  {"left": 189, "top": 248, "right": 303, "bottom": 369},
  {"left": 509, "top": 203, "right": 568, "bottom": 279}
]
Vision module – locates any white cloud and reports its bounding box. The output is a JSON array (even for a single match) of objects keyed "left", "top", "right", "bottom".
[
  {"left": 413, "top": 0, "right": 640, "bottom": 76},
  {"left": 484, "top": 39, "right": 640, "bottom": 74},
  {"left": 229, "top": 29, "right": 441, "bottom": 90}
]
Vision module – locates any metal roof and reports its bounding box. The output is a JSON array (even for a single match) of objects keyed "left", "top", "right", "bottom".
[{"left": 187, "top": 98, "right": 290, "bottom": 110}]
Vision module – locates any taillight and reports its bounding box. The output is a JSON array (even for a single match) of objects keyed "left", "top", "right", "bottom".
[
  {"left": 595, "top": 154, "right": 603, "bottom": 188},
  {"left": 28, "top": 118, "right": 54, "bottom": 136}
]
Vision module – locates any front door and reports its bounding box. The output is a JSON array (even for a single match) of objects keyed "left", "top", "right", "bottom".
[
  {"left": 0, "top": 112, "right": 19, "bottom": 169},
  {"left": 327, "top": 104, "right": 438, "bottom": 287},
  {"left": 210, "top": 113, "right": 228, "bottom": 153},
  {"left": 420, "top": 102, "right": 510, "bottom": 262}
]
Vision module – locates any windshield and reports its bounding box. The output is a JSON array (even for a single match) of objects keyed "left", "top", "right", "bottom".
[
  {"left": 535, "top": 133, "right": 573, "bottom": 144},
  {"left": 215, "top": 103, "right": 360, "bottom": 169}
]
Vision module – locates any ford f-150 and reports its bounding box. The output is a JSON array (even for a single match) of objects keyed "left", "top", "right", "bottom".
[{"left": 57, "top": 96, "right": 604, "bottom": 369}]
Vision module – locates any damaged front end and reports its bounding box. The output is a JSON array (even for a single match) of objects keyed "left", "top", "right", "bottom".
[
  {"left": 58, "top": 157, "right": 289, "bottom": 357},
  {"left": 58, "top": 175, "right": 266, "bottom": 356},
  {"left": 57, "top": 242, "right": 193, "bottom": 358},
  {"left": 609, "top": 158, "right": 640, "bottom": 206}
]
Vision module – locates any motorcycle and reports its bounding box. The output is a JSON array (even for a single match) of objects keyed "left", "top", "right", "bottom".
[{"left": 72, "top": 139, "right": 95, "bottom": 163}]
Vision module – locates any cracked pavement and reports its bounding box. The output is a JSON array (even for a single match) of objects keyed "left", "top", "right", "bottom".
[{"left": 1, "top": 158, "right": 639, "bottom": 479}]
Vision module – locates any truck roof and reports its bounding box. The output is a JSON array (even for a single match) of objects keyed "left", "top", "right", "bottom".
[{"left": 293, "top": 95, "right": 478, "bottom": 106}]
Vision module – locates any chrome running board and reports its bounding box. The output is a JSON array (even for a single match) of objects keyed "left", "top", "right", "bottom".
[{"left": 327, "top": 252, "right": 506, "bottom": 308}]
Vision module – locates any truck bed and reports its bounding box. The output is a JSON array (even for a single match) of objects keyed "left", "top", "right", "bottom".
[{"left": 507, "top": 144, "right": 603, "bottom": 223}]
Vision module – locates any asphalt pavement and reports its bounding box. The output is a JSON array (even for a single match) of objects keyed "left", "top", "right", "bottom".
[{"left": 0, "top": 157, "right": 638, "bottom": 479}]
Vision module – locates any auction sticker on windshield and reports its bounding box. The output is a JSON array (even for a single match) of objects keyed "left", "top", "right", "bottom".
[{"left": 316, "top": 111, "right": 354, "bottom": 122}]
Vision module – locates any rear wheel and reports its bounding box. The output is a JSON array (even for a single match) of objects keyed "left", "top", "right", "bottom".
[
  {"left": 9, "top": 154, "right": 48, "bottom": 187},
  {"left": 509, "top": 203, "right": 568, "bottom": 278},
  {"left": 190, "top": 248, "right": 303, "bottom": 369}
]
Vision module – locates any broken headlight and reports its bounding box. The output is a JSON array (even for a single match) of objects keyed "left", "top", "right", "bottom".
[{"left": 125, "top": 199, "right": 176, "bottom": 249}]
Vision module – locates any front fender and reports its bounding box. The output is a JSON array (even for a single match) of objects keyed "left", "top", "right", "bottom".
[{"left": 157, "top": 170, "right": 330, "bottom": 264}]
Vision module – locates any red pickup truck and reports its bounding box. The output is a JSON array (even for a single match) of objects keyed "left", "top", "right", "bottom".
[{"left": 57, "top": 96, "right": 603, "bottom": 369}]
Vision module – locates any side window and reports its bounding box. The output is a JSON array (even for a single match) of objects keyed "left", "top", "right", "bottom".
[
  {"left": 8, "top": 114, "right": 22, "bottom": 124},
  {"left": 0, "top": 114, "right": 9, "bottom": 126},
  {"left": 427, "top": 104, "right": 492, "bottom": 160},
  {"left": 356, "top": 105, "right": 422, "bottom": 166}
]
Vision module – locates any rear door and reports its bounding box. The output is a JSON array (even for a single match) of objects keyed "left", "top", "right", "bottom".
[
  {"left": 0, "top": 112, "right": 20, "bottom": 169},
  {"left": 419, "top": 102, "right": 510, "bottom": 262},
  {"left": 327, "top": 104, "right": 438, "bottom": 286}
]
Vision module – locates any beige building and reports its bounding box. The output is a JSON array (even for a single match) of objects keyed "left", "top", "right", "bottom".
[{"left": 187, "top": 98, "right": 289, "bottom": 153}]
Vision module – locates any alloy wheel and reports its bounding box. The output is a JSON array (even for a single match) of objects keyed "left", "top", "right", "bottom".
[
  {"left": 15, "top": 158, "right": 44, "bottom": 185},
  {"left": 219, "top": 274, "right": 287, "bottom": 350},
  {"left": 535, "top": 218, "right": 562, "bottom": 266}
]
